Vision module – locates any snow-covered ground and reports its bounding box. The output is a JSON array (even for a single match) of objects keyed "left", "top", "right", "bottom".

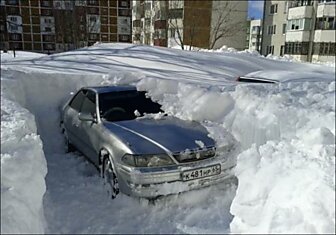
[{"left": 1, "top": 44, "right": 335, "bottom": 234}]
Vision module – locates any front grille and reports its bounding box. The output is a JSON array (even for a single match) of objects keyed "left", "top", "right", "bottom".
[{"left": 173, "top": 147, "right": 216, "bottom": 163}]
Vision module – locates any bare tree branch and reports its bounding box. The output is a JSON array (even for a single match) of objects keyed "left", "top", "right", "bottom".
[{"left": 209, "top": 1, "right": 246, "bottom": 49}]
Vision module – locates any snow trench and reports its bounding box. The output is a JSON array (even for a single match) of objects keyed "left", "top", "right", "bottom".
[{"left": 1, "top": 57, "right": 335, "bottom": 233}]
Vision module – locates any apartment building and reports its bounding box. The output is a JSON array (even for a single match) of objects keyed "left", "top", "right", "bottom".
[
  {"left": 132, "top": 0, "right": 248, "bottom": 50},
  {"left": 0, "top": 0, "right": 132, "bottom": 53},
  {"left": 261, "top": 0, "right": 288, "bottom": 56},
  {"left": 247, "top": 19, "right": 262, "bottom": 52},
  {"left": 261, "top": 0, "right": 335, "bottom": 62}
]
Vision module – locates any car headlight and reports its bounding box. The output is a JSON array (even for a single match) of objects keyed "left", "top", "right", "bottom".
[
  {"left": 121, "top": 154, "right": 175, "bottom": 167},
  {"left": 217, "top": 143, "right": 235, "bottom": 154}
]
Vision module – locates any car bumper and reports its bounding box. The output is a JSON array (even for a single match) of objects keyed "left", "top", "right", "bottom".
[{"left": 116, "top": 156, "right": 236, "bottom": 198}]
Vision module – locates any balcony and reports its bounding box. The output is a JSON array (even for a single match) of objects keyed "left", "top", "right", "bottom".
[
  {"left": 317, "top": 3, "right": 336, "bottom": 17},
  {"left": 288, "top": 5, "right": 313, "bottom": 19},
  {"left": 289, "top": 0, "right": 314, "bottom": 9},
  {"left": 314, "top": 30, "right": 336, "bottom": 42},
  {"left": 286, "top": 31, "right": 311, "bottom": 41}
]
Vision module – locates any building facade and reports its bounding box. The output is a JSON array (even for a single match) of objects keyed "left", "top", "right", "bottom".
[
  {"left": 248, "top": 19, "right": 262, "bottom": 52},
  {"left": 261, "top": 0, "right": 335, "bottom": 62},
  {"left": 0, "top": 0, "right": 132, "bottom": 53},
  {"left": 132, "top": 0, "right": 248, "bottom": 50}
]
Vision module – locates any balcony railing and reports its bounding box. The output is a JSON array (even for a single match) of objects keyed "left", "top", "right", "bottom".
[{"left": 289, "top": 0, "right": 314, "bottom": 9}]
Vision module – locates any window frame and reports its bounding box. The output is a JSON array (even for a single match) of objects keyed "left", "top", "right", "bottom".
[
  {"left": 80, "top": 90, "right": 97, "bottom": 116},
  {"left": 69, "top": 90, "right": 86, "bottom": 112},
  {"left": 270, "top": 4, "right": 278, "bottom": 14}
]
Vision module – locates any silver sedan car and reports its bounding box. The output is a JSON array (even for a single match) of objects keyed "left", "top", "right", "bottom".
[{"left": 60, "top": 85, "right": 236, "bottom": 199}]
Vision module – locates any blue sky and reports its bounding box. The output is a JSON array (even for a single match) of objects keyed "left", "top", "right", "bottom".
[{"left": 248, "top": 0, "right": 264, "bottom": 19}]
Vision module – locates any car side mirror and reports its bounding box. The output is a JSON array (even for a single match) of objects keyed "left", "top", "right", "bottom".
[{"left": 78, "top": 112, "right": 96, "bottom": 122}]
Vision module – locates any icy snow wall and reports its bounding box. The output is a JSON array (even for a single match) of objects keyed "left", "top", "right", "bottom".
[
  {"left": 0, "top": 68, "right": 103, "bottom": 233},
  {"left": 1, "top": 95, "right": 47, "bottom": 233}
]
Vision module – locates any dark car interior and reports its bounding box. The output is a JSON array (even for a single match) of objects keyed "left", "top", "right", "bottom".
[{"left": 99, "top": 91, "right": 163, "bottom": 122}]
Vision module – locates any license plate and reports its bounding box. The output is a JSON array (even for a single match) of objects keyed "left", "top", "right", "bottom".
[{"left": 182, "top": 164, "right": 221, "bottom": 181}]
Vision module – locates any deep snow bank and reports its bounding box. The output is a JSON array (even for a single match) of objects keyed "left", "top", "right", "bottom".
[
  {"left": 1, "top": 43, "right": 335, "bottom": 233},
  {"left": 1, "top": 95, "right": 47, "bottom": 233},
  {"left": 135, "top": 76, "right": 335, "bottom": 234},
  {"left": 231, "top": 140, "right": 335, "bottom": 234}
]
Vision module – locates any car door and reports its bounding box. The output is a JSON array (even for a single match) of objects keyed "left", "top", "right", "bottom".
[
  {"left": 77, "top": 90, "right": 100, "bottom": 164},
  {"left": 64, "top": 90, "right": 86, "bottom": 151}
]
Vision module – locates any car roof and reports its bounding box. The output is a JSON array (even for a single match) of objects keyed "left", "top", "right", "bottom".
[{"left": 85, "top": 85, "right": 137, "bottom": 94}]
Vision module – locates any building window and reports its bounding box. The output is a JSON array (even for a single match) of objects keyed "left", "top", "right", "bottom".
[
  {"left": 44, "top": 18, "right": 52, "bottom": 23},
  {"left": 313, "top": 42, "right": 336, "bottom": 55},
  {"left": 282, "top": 23, "right": 287, "bottom": 34},
  {"left": 252, "top": 26, "right": 260, "bottom": 34},
  {"left": 10, "top": 33, "right": 21, "bottom": 41},
  {"left": 285, "top": 42, "right": 309, "bottom": 55},
  {"left": 9, "top": 25, "right": 19, "bottom": 31},
  {"left": 89, "top": 34, "right": 97, "bottom": 40},
  {"left": 168, "top": 8, "right": 183, "bottom": 19},
  {"left": 43, "top": 35, "right": 54, "bottom": 42},
  {"left": 54, "top": 1, "right": 61, "bottom": 8},
  {"left": 119, "top": 34, "right": 130, "bottom": 42},
  {"left": 9, "top": 16, "right": 17, "bottom": 22},
  {"left": 44, "top": 27, "right": 52, "bottom": 32},
  {"left": 46, "top": 43, "right": 53, "bottom": 50},
  {"left": 88, "top": 0, "right": 97, "bottom": 5},
  {"left": 88, "top": 7, "right": 98, "bottom": 14},
  {"left": 266, "top": 45, "right": 274, "bottom": 54},
  {"left": 290, "top": 0, "right": 314, "bottom": 8},
  {"left": 280, "top": 45, "right": 285, "bottom": 56},
  {"left": 287, "top": 18, "right": 312, "bottom": 31},
  {"left": 133, "top": 20, "right": 141, "bottom": 27},
  {"left": 120, "top": 0, "right": 128, "bottom": 7},
  {"left": 118, "top": 9, "right": 129, "bottom": 16},
  {"left": 270, "top": 4, "right": 278, "bottom": 14},
  {"left": 315, "top": 17, "right": 336, "bottom": 30},
  {"left": 268, "top": 25, "right": 276, "bottom": 34},
  {"left": 284, "top": 1, "right": 289, "bottom": 13},
  {"left": 41, "top": 0, "right": 50, "bottom": 7},
  {"left": 41, "top": 9, "right": 52, "bottom": 16},
  {"left": 318, "top": 0, "right": 336, "bottom": 3},
  {"left": 8, "top": 0, "right": 19, "bottom": 5},
  {"left": 89, "top": 16, "right": 97, "bottom": 22},
  {"left": 288, "top": 19, "right": 302, "bottom": 30}
]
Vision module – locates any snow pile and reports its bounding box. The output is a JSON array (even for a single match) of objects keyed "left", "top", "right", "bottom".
[
  {"left": 231, "top": 139, "right": 335, "bottom": 234},
  {"left": 1, "top": 43, "right": 335, "bottom": 233},
  {"left": 1, "top": 95, "right": 47, "bottom": 234},
  {"left": 135, "top": 73, "right": 335, "bottom": 234},
  {"left": 1, "top": 50, "right": 45, "bottom": 62}
]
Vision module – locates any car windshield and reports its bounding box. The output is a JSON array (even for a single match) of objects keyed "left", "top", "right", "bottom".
[{"left": 99, "top": 90, "right": 162, "bottom": 122}]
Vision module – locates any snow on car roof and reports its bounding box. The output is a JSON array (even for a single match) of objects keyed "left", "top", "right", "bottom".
[
  {"left": 242, "top": 70, "right": 335, "bottom": 83},
  {"left": 88, "top": 85, "right": 137, "bottom": 94}
]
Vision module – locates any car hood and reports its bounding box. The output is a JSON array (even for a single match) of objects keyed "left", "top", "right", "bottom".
[{"left": 102, "top": 116, "right": 215, "bottom": 154}]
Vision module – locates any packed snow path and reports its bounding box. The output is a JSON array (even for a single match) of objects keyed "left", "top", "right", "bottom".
[{"left": 44, "top": 152, "right": 236, "bottom": 233}]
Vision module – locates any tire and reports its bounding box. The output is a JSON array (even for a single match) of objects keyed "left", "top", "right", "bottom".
[
  {"left": 103, "top": 156, "right": 119, "bottom": 199},
  {"left": 62, "top": 128, "right": 75, "bottom": 153}
]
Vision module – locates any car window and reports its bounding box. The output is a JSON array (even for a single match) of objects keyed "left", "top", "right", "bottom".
[
  {"left": 69, "top": 90, "right": 85, "bottom": 111},
  {"left": 80, "top": 90, "right": 96, "bottom": 115},
  {"left": 99, "top": 91, "right": 162, "bottom": 122}
]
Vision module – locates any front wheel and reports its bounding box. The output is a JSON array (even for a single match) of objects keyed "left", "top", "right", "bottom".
[
  {"left": 103, "top": 157, "right": 119, "bottom": 199},
  {"left": 62, "top": 127, "right": 75, "bottom": 153}
]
